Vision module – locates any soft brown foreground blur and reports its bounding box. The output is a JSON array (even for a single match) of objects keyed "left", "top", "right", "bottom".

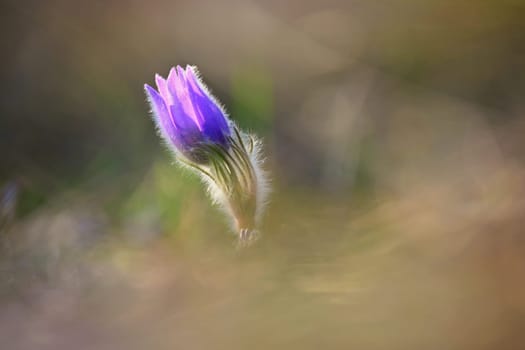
[{"left": 1, "top": 0, "right": 525, "bottom": 349}]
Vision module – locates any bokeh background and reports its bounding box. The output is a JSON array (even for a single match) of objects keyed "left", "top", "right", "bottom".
[{"left": 1, "top": 0, "right": 525, "bottom": 349}]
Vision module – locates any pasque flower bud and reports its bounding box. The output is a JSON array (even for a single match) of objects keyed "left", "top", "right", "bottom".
[{"left": 145, "top": 65, "right": 269, "bottom": 245}]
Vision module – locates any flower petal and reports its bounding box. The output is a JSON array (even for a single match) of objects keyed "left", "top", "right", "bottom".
[
  {"left": 167, "top": 67, "right": 203, "bottom": 129},
  {"left": 145, "top": 84, "right": 179, "bottom": 147},
  {"left": 155, "top": 74, "right": 173, "bottom": 105},
  {"left": 186, "top": 67, "right": 229, "bottom": 132},
  {"left": 169, "top": 104, "right": 203, "bottom": 151},
  {"left": 185, "top": 67, "right": 230, "bottom": 145}
]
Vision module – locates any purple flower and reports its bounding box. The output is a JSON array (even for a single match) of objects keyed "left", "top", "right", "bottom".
[
  {"left": 144, "top": 64, "right": 270, "bottom": 246},
  {"left": 144, "top": 65, "right": 231, "bottom": 163}
]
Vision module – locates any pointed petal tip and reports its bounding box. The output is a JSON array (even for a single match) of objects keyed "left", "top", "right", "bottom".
[
  {"left": 186, "top": 65, "right": 201, "bottom": 82},
  {"left": 168, "top": 67, "right": 178, "bottom": 81},
  {"left": 186, "top": 66, "right": 201, "bottom": 81},
  {"left": 177, "top": 65, "right": 186, "bottom": 78},
  {"left": 155, "top": 73, "right": 165, "bottom": 84},
  {"left": 144, "top": 83, "right": 156, "bottom": 95},
  {"left": 166, "top": 67, "right": 180, "bottom": 94}
]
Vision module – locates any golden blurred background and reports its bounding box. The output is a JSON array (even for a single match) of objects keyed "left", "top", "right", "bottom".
[{"left": 1, "top": 0, "right": 525, "bottom": 349}]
